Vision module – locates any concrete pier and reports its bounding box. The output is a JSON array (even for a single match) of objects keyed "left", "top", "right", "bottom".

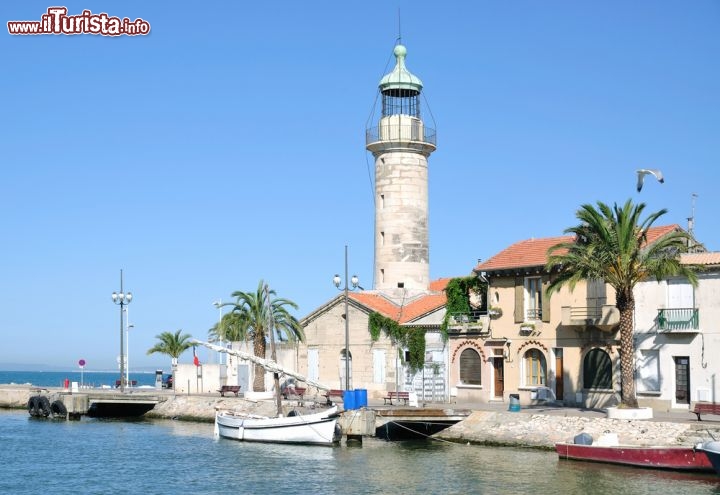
[{"left": 1, "top": 385, "right": 160, "bottom": 419}]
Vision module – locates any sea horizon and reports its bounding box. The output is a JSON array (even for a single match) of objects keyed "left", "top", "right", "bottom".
[
  {"left": 0, "top": 370, "right": 165, "bottom": 388},
  {"left": 0, "top": 362, "right": 168, "bottom": 373}
]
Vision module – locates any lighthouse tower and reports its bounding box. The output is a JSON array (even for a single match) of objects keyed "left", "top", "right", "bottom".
[{"left": 366, "top": 44, "right": 437, "bottom": 293}]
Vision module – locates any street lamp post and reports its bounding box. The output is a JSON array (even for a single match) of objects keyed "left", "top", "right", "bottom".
[
  {"left": 112, "top": 269, "right": 133, "bottom": 393},
  {"left": 333, "top": 245, "right": 360, "bottom": 391},
  {"left": 126, "top": 322, "right": 134, "bottom": 387}
]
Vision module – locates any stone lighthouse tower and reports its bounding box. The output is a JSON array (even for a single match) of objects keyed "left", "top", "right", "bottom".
[{"left": 366, "top": 44, "right": 437, "bottom": 293}]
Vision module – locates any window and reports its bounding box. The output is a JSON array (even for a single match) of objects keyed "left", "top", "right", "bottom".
[
  {"left": 637, "top": 349, "right": 660, "bottom": 392},
  {"left": 339, "top": 349, "right": 352, "bottom": 389},
  {"left": 525, "top": 277, "right": 542, "bottom": 320},
  {"left": 307, "top": 348, "right": 319, "bottom": 382},
  {"left": 459, "top": 348, "right": 482, "bottom": 385},
  {"left": 523, "top": 349, "right": 546, "bottom": 386},
  {"left": 373, "top": 349, "right": 386, "bottom": 384},
  {"left": 587, "top": 278, "right": 607, "bottom": 316},
  {"left": 583, "top": 348, "right": 612, "bottom": 389},
  {"left": 668, "top": 279, "right": 694, "bottom": 309}
]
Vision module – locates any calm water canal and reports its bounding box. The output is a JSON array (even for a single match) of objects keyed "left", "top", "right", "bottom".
[{"left": 2, "top": 409, "right": 719, "bottom": 495}]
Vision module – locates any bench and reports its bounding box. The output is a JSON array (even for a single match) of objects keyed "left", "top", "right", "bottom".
[
  {"left": 384, "top": 391, "right": 410, "bottom": 406},
  {"left": 692, "top": 402, "right": 720, "bottom": 421},
  {"left": 324, "top": 389, "right": 345, "bottom": 404},
  {"left": 218, "top": 385, "right": 241, "bottom": 397}
]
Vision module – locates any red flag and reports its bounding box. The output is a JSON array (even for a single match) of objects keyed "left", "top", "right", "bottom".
[{"left": 193, "top": 347, "right": 200, "bottom": 366}]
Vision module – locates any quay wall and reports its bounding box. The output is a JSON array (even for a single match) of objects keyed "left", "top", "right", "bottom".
[
  {"left": 0, "top": 386, "right": 35, "bottom": 408},
  {"left": 435, "top": 410, "right": 720, "bottom": 449},
  {"left": 4, "top": 386, "right": 720, "bottom": 449},
  {"left": 0, "top": 385, "right": 292, "bottom": 422}
]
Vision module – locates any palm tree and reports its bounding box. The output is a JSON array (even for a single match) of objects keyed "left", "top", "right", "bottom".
[
  {"left": 546, "top": 200, "right": 699, "bottom": 408},
  {"left": 147, "top": 330, "right": 194, "bottom": 389},
  {"left": 222, "top": 280, "right": 305, "bottom": 392},
  {"left": 208, "top": 311, "right": 250, "bottom": 344}
]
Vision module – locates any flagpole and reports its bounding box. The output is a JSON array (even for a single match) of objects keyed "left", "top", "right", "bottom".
[{"left": 193, "top": 346, "right": 201, "bottom": 393}]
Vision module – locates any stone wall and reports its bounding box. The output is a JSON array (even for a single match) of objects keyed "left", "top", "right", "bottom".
[{"left": 436, "top": 410, "right": 720, "bottom": 449}]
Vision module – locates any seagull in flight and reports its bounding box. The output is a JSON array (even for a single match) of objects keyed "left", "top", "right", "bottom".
[{"left": 636, "top": 169, "right": 664, "bottom": 192}]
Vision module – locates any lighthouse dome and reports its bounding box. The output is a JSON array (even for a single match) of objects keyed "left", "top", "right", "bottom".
[{"left": 379, "top": 44, "right": 423, "bottom": 94}]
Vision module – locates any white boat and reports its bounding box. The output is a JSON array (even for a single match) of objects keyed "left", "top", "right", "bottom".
[
  {"left": 193, "top": 285, "right": 343, "bottom": 446},
  {"left": 215, "top": 406, "right": 341, "bottom": 445}
]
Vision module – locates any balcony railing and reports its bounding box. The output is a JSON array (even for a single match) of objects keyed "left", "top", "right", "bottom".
[
  {"left": 561, "top": 305, "right": 620, "bottom": 331},
  {"left": 568, "top": 307, "right": 603, "bottom": 320},
  {"left": 657, "top": 308, "right": 699, "bottom": 332},
  {"left": 366, "top": 124, "right": 437, "bottom": 147},
  {"left": 447, "top": 310, "right": 489, "bottom": 335},
  {"left": 525, "top": 308, "right": 542, "bottom": 320}
]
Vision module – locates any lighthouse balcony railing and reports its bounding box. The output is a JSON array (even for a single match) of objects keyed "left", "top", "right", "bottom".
[{"left": 366, "top": 125, "right": 436, "bottom": 147}]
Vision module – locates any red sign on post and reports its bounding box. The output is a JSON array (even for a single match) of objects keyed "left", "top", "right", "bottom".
[{"left": 78, "top": 359, "right": 86, "bottom": 367}]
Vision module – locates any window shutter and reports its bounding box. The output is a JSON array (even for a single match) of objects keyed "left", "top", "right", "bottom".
[
  {"left": 514, "top": 277, "right": 524, "bottom": 323},
  {"left": 541, "top": 276, "right": 551, "bottom": 323},
  {"left": 459, "top": 349, "right": 482, "bottom": 385}
]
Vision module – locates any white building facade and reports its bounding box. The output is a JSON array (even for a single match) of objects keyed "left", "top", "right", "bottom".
[{"left": 634, "top": 252, "right": 720, "bottom": 410}]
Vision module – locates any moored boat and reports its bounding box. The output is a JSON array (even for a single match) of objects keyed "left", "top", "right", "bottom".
[
  {"left": 195, "top": 284, "right": 344, "bottom": 446},
  {"left": 698, "top": 441, "right": 720, "bottom": 474},
  {"left": 555, "top": 441, "right": 713, "bottom": 472},
  {"left": 215, "top": 406, "right": 341, "bottom": 446}
]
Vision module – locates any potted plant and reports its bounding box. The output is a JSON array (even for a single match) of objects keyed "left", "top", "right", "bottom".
[
  {"left": 489, "top": 306, "right": 503, "bottom": 318},
  {"left": 519, "top": 322, "right": 535, "bottom": 333}
]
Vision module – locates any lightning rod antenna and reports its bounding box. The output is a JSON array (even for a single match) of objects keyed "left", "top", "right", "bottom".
[
  {"left": 688, "top": 193, "right": 698, "bottom": 237},
  {"left": 397, "top": 8, "right": 402, "bottom": 45}
]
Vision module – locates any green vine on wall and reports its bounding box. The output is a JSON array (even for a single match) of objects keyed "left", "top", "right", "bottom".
[
  {"left": 368, "top": 312, "right": 426, "bottom": 372},
  {"left": 440, "top": 275, "right": 488, "bottom": 339}
]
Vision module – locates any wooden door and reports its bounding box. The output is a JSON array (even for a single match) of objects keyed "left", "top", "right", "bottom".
[
  {"left": 674, "top": 356, "right": 690, "bottom": 404},
  {"left": 555, "top": 349, "right": 564, "bottom": 401},
  {"left": 493, "top": 358, "right": 504, "bottom": 398}
]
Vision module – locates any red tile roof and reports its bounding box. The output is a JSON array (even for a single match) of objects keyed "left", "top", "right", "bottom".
[
  {"left": 645, "top": 224, "right": 681, "bottom": 245},
  {"left": 681, "top": 252, "right": 720, "bottom": 266},
  {"left": 350, "top": 292, "right": 402, "bottom": 320},
  {"left": 348, "top": 281, "right": 448, "bottom": 324},
  {"left": 476, "top": 224, "right": 682, "bottom": 272},
  {"left": 429, "top": 277, "right": 452, "bottom": 291},
  {"left": 476, "top": 235, "right": 572, "bottom": 272},
  {"left": 398, "top": 293, "right": 447, "bottom": 323}
]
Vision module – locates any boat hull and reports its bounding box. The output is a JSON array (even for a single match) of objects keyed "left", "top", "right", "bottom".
[
  {"left": 699, "top": 441, "right": 720, "bottom": 474},
  {"left": 555, "top": 443, "right": 713, "bottom": 472},
  {"left": 216, "top": 407, "right": 341, "bottom": 446}
]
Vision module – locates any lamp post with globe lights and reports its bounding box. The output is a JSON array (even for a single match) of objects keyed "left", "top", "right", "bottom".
[
  {"left": 112, "top": 269, "right": 132, "bottom": 393},
  {"left": 126, "top": 322, "right": 134, "bottom": 387},
  {"left": 333, "top": 245, "right": 360, "bottom": 391}
]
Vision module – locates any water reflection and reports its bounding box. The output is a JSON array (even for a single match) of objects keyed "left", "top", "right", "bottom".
[{"left": 3, "top": 410, "right": 720, "bottom": 495}]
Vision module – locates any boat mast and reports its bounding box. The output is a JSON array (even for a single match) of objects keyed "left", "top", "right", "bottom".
[{"left": 266, "top": 284, "right": 283, "bottom": 417}]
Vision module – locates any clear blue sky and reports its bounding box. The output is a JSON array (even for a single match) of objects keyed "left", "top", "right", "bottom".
[{"left": 2, "top": 1, "right": 718, "bottom": 371}]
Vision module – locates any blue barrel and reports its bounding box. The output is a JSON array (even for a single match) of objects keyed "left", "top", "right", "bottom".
[
  {"left": 343, "top": 389, "right": 356, "bottom": 410},
  {"left": 508, "top": 393, "right": 521, "bottom": 412},
  {"left": 355, "top": 389, "right": 367, "bottom": 408}
]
